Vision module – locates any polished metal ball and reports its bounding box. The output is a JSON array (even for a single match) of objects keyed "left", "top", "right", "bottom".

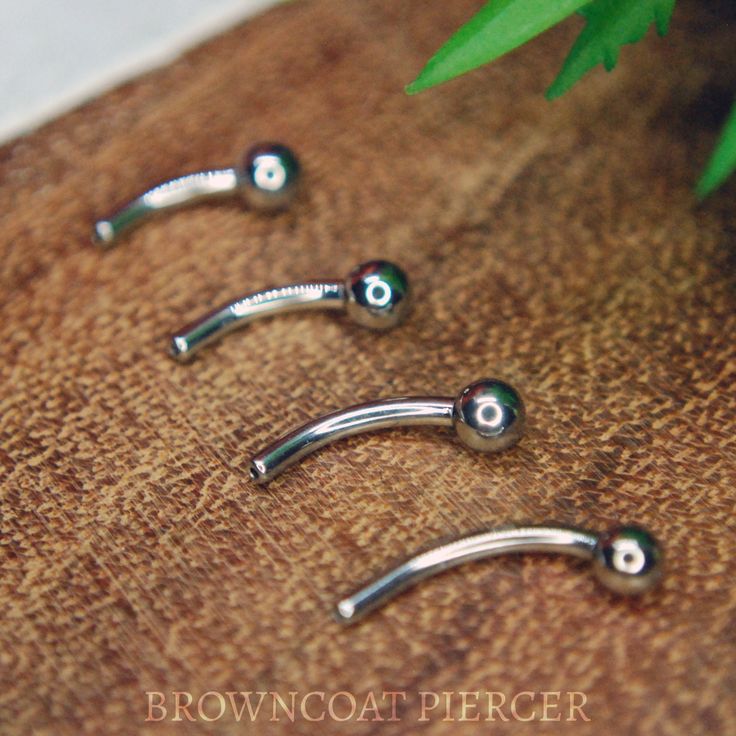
[
  {"left": 452, "top": 379, "right": 525, "bottom": 453},
  {"left": 344, "top": 260, "right": 411, "bottom": 330},
  {"left": 239, "top": 142, "right": 300, "bottom": 210},
  {"left": 592, "top": 526, "right": 662, "bottom": 595}
]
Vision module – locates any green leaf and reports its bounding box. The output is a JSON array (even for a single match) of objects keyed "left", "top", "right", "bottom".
[
  {"left": 696, "top": 101, "right": 736, "bottom": 199},
  {"left": 546, "top": 0, "right": 676, "bottom": 100},
  {"left": 407, "top": 0, "right": 591, "bottom": 95}
]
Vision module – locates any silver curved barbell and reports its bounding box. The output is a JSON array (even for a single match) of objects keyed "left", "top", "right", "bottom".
[
  {"left": 335, "top": 524, "right": 663, "bottom": 624},
  {"left": 249, "top": 378, "right": 525, "bottom": 484},
  {"left": 169, "top": 260, "right": 410, "bottom": 361},
  {"left": 93, "top": 143, "right": 300, "bottom": 247}
]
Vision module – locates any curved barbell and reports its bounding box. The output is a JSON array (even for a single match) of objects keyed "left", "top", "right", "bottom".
[
  {"left": 93, "top": 143, "right": 300, "bottom": 247},
  {"left": 335, "top": 524, "right": 662, "bottom": 624},
  {"left": 170, "top": 260, "right": 410, "bottom": 361},
  {"left": 249, "top": 378, "right": 525, "bottom": 484}
]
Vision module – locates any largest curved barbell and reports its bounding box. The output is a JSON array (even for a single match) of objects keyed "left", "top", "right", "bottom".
[
  {"left": 249, "top": 378, "right": 525, "bottom": 484},
  {"left": 335, "top": 524, "right": 662, "bottom": 624}
]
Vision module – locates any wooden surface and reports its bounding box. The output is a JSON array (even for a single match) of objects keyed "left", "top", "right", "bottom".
[{"left": 1, "top": 1, "right": 735, "bottom": 733}]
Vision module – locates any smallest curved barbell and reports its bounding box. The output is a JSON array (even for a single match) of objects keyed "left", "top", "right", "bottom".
[
  {"left": 335, "top": 524, "right": 663, "bottom": 624},
  {"left": 170, "top": 260, "right": 410, "bottom": 361},
  {"left": 93, "top": 142, "right": 300, "bottom": 246},
  {"left": 249, "top": 378, "right": 525, "bottom": 484}
]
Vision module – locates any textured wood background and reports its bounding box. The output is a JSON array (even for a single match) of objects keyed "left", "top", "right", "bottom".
[{"left": 1, "top": 1, "right": 735, "bottom": 733}]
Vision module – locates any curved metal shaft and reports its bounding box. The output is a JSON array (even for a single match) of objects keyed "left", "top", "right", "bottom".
[
  {"left": 250, "top": 397, "right": 455, "bottom": 484},
  {"left": 335, "top": 526, "right": 598, "bottom": 624},
  {"left": 171, "top": 282, "right": 345, "bottom": 361},
  {"left": 94, "top": 168, "right": 240, "bottom": 246}
]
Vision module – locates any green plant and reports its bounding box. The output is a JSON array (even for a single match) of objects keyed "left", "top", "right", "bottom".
[{"left": 406, "top": 0, "right": 735, "bottom": 198}]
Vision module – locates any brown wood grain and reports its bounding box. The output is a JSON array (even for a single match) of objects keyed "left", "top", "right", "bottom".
[{"left": 1, "top": 1, "right": 735, "bottom": 733}]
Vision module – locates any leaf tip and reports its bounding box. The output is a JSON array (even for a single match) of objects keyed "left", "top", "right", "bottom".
[
  {"left": 406, "top": 62, "right": 442, "bottom": 95},
  {"left": 654, "top": 3, "right": 676, "bottom": 36},
  {"left": 694, "top": 177, "right": 715, "bottom": 201},
  {"left": 544, "top": 83, "right": 563, "bottom": 101}
]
